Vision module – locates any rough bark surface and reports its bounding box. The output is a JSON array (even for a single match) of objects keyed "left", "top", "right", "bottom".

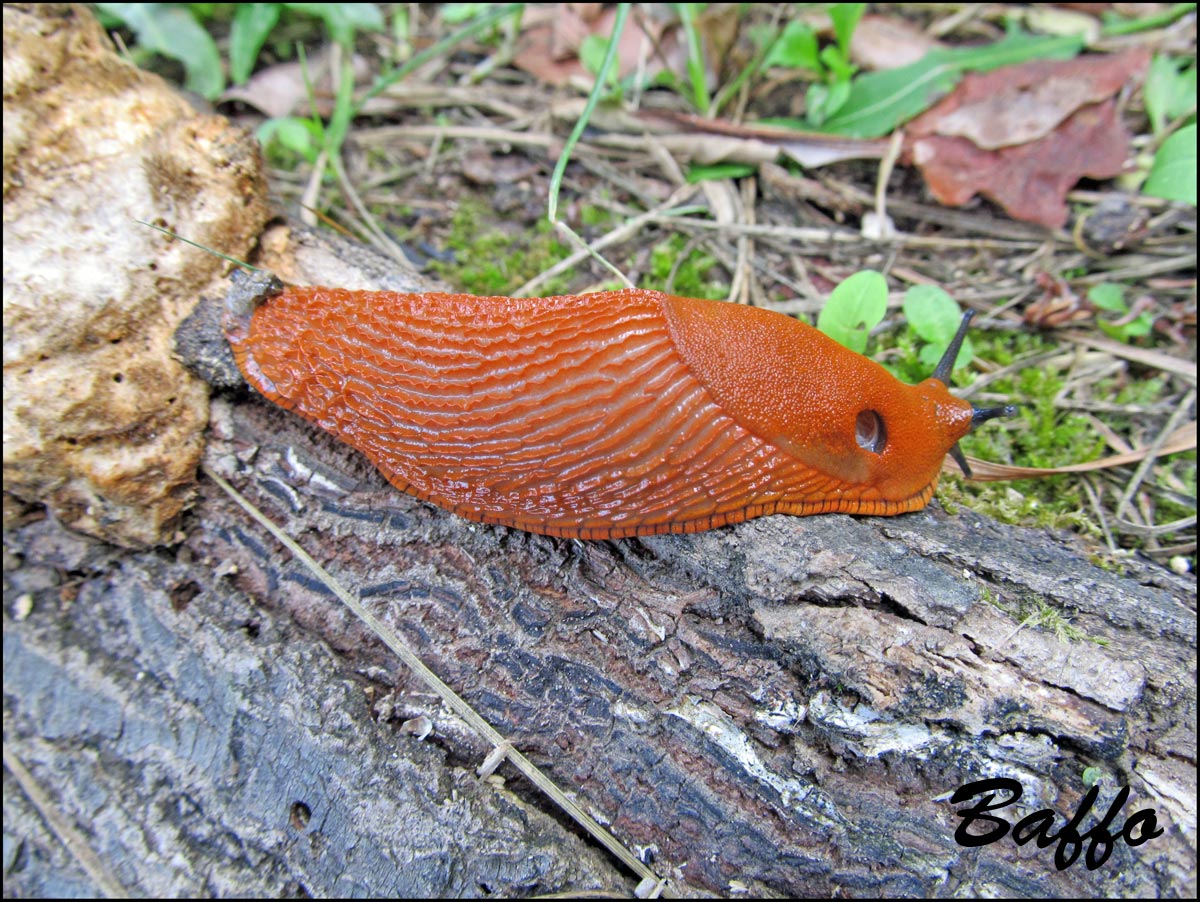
[{"left": 5, "top": 226, "right": 1196, "bottom": 898}]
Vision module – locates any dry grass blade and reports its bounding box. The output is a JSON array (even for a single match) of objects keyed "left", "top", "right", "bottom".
[
  {"left": 513, "top": 183, "right": 700, "bottom": 297},
  {"left": 202, "top": 466, "right": 675, "bottom": 897},
  {"left": 1114, "top": 389, "right": 1197, "bottom": 523},
  {"left": 1061, "top": 329, "right": 1198, "bottom": 384},
  {"left": 3, "top": 744, "right": 128, "bottom": 898},
  {"left": 948, "top": 422, "right": 1196, "bottom": 480}
]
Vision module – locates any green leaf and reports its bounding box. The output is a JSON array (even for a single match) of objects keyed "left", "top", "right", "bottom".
[
  {"left": 229, "top": 3, "right": 281, "bottom": 84},
  {"left": 1144, "top": 54, "right": 1197, "bottom": 135},
  {"left": 686, "top": 162, "right": 757, "bottom": 182},
  {"left": 677, "top": 2, "right": 711, "bottom": 113},
  {"left": 97, "top": 3, "right": 225, "bottom": 99},
  {"left": 819, "top": 44, "right": 856, "bottom": 82},
  {"left": 903, "top": 284, "right": 973, "bottom": 372},
  {"left": 1097, "top": 311, "right": 1155, "bottom": 342},
  {"left": 1087, "top": 283, "right": 1126, "bottom": 313},
  {"left": 805, "top": 82, "right": 833, "bottom": 126},
  {"left": 828, "top": 3, "right": 865, "bottom": 55},
  {"left": 441, "top": 3, "right": 493, "bottom": 25},
  {"left": 257, "top": 116, "right": 321, "bottom": 162},
  {"left": 1144, "top": 123, "right": 1197, "bottom": 205},
  {"left": 810, "top": 30, "right": 1085, "bottom": 137},
  {"left": 1089, "top": 283, "right": 1155, "bottom": 342},
  {"left": 547, "top": 3, "right": 630, "bottom": 223},
  {"left": 1172, "top": 64, "right": 1198, "bottom": 118},
  {"left": 284, "top": 2, "right": 384, "bottom": 45},
  {"left": 1100, "top": 2, "right": 1197, "bottom": 37},
  {"left": 579, "top": 34, "right": 611, "bottom": 78},
  {"left": 93, "top": 6, "right": 126, "bottom": 29},
  {"left": 763, "top": 20, "right": 819, "bottom": 71},
  {"left": 818, "top": 270, "right": 888, "bottom": 354},
  {"left": 806, "top": 77, "right": 851, "bottom": 125},
  {"left": 324, "top": 55, "right": 358, "bottom": 155}
]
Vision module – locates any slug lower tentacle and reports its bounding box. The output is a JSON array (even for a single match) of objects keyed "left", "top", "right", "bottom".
[{"left": 224, "top": 282, "right": 1012, "bottom": 539}]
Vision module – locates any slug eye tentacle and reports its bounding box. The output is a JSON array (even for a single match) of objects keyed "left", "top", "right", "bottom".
[
  {"left": 931, "top": 309, "right": 976, "bottom": 385},
  {"left": 927, "top": 309, "right": 1020, "bottom": 480},
  {"left": 950, "top": 403, "right": 1021, "bottom": 478},
  {"left": 972, "top": 404, "right": 1020, "bottom": 426},
  {"left": 949, "top": 444, "right": 974, "bottom": 478}
]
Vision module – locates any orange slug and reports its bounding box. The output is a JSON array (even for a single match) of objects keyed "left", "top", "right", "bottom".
[{"left": 223, "top": 275, "right": 1015, "bottom": 539}]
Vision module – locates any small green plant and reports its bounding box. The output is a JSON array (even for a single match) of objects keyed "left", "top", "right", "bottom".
[
  {"left": 427, "top": 201, "right": 574, "bottom": 297},
  {"left": 1144, "top": 123, "right": 1197, "bottom": 205},
  {"left": 1087, "top": 283, "right": 1155, "bottom": 343},
  {"left": 903, "top": 284, "right": 975, "bottom": 372},
  {"left": 817, "top": 270, "right": 887, "bottom": 354},
  {"left": 1144, "top": 53, "right": 1197, "bottom": 136},
  {"left": 816, "top": 272, "right": 976, "bottom": 376},
  {"left": 579, "top": 34, "right": 623, "bottom": 96},
  {"left": 1140, "top": 52, "right": 1197, "bottom": 204},
  {"left": 96, "top": 2, "right": 225, "bottom": 98},
  {"left": 762, "top": 4, "right": 865, "bottom": 126},
  {"left": 763, "top": 29, "right": 1086, "bottom": 137},
  {"left": 676, "top": 2, "right": 712, "bottom": 113},
  {"left": 256, "top": 114, "right": 323, "bottom": 166},
  {"left": 95, "top": 3, "right": 385, "bottom": 100}
]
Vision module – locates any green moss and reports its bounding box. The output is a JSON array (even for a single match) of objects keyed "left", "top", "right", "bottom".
[
  {"left": 580, "top": 202, "right": 616, "bottom": 229},
  {"left": 884, "top": 328, "right": 925, "bottom": 384},
  {"left": 1019, "top": 594, "right": 1110, "bottom": 646},
  {"left": 642, "top": 234, "right": 728, "bottom": 299},
  {"left": 927, "top": 331, "right": 1113, "bottom": 534},
  {"left": 985, "top": 592, "right": 1110, "bottom": 647},
  {"left": 977, "top": 585, "right": 1001, "bottom": 608},
  {"left": 939, "top": 478, "right": 1101, "bottom": 535},
  {"left": 1109, "top": 374, "right": 1167, "bottom": 405},
  {"left": 1088, "top": 552, "right": 1128, "bottom": 575},
  {"left": 425, "top": 199, "right": 575, "bottom": 296}
]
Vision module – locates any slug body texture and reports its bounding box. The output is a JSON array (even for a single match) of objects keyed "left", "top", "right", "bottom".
[{"left": 226, "top": 286, "right": 976, "bottom": 539}]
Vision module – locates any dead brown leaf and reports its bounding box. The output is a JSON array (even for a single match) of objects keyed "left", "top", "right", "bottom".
[
  {"left": 221, "top": 48, "right": 370, "bottom": 119},
  {"left": 904, "top": 50, "right": 1149, "bottom": 228},
  {"left": 909, "top": 98, "right": 1133, "bottom": 229},
  {"left": 850, "top": 14, "right": 942, "bottom": 71},
  {"left": 909, "top": 49, "right": 1149, "bottom": 150},
  {"left": 947, "top": 422, "right": 1197, "bottom": 480}
]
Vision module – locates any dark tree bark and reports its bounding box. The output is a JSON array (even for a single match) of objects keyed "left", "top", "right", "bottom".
[{"left": 4, "top": 224, "right": 1195, "bottom": 898}]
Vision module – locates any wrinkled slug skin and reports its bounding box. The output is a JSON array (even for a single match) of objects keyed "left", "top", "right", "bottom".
[{"left": 226, "top": 287, "right": 977, "bottom": 539}]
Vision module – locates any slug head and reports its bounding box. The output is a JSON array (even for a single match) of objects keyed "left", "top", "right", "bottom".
[{"left": 663, "top": 297, "right": 1017, "bottom": 513}]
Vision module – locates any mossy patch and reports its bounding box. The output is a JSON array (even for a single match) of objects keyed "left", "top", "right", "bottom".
[
  {"left": 426, "top": 199, "right": 575, "bottom": 296},
  {"left": 642, "top": 234, "right": 728, "bottom": 300}
]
